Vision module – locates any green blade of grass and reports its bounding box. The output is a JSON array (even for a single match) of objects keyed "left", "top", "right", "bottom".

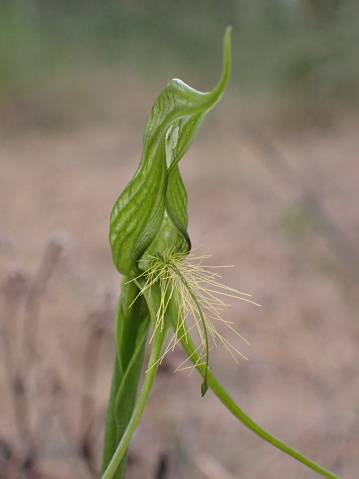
[{"left": 170, "top": 301, "right": 342, "bottom": 479}]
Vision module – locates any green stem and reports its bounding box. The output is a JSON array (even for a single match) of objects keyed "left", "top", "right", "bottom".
[
  {"left": 101, "top": 317, "right": 167, "bottom": 479},
  {"left": 174, "top": 316, "right": 342, "bottom": 479},
  {"left": 101, "top": 280, "right": 150, "bottom": 476}
]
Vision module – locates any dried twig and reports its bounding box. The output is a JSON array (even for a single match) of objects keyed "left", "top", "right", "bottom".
[
  {"left": 1, "top": 265, "right": 39, "bottom": 470},
  {"left": 79, "top": 289, "right": 115, "bottom": 476},
  {"left": 22, "top": 231, "right": 67, "bottom": 366}
]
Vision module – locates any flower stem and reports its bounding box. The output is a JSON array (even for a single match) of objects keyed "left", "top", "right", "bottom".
[
  {"left": 101, "top": 321, "right": 167, "bottom": 479},
  {"left": 101, "top": 280, "right": 150, "bottom": 477}
]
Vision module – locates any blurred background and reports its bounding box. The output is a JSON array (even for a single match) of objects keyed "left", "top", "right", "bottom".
[{"left": 1, "top": 1, "right": 359, "bottom": 478}]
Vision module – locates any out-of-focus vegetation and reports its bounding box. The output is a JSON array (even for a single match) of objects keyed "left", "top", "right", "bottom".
[{"left": 1, "top": 0, "right": 359, "bottom": 125}]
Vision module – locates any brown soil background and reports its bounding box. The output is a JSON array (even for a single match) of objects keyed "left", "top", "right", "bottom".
[{"left": 1, "top": 74, "right": 359, "bottom": 478}]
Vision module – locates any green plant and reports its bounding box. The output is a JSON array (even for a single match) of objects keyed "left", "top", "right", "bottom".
[{"left": 101, "top": 28, "right": 341, "bottom": 479}]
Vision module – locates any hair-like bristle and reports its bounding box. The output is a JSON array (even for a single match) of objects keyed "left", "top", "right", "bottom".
[{"left": 131, "top": 247, "right": 259, "bottom": 375}]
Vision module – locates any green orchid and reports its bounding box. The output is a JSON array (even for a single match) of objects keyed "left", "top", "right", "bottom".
[
  {"left": 101, "top": 27, "right": 342, "bottom": 479},
  {"left": 109, "top": 30, "right": 232, "bottom": 276}
]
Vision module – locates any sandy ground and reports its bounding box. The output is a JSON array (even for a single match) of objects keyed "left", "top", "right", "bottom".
[{"left": 1, "top": 78, "right": 359, "bottom": 478}]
